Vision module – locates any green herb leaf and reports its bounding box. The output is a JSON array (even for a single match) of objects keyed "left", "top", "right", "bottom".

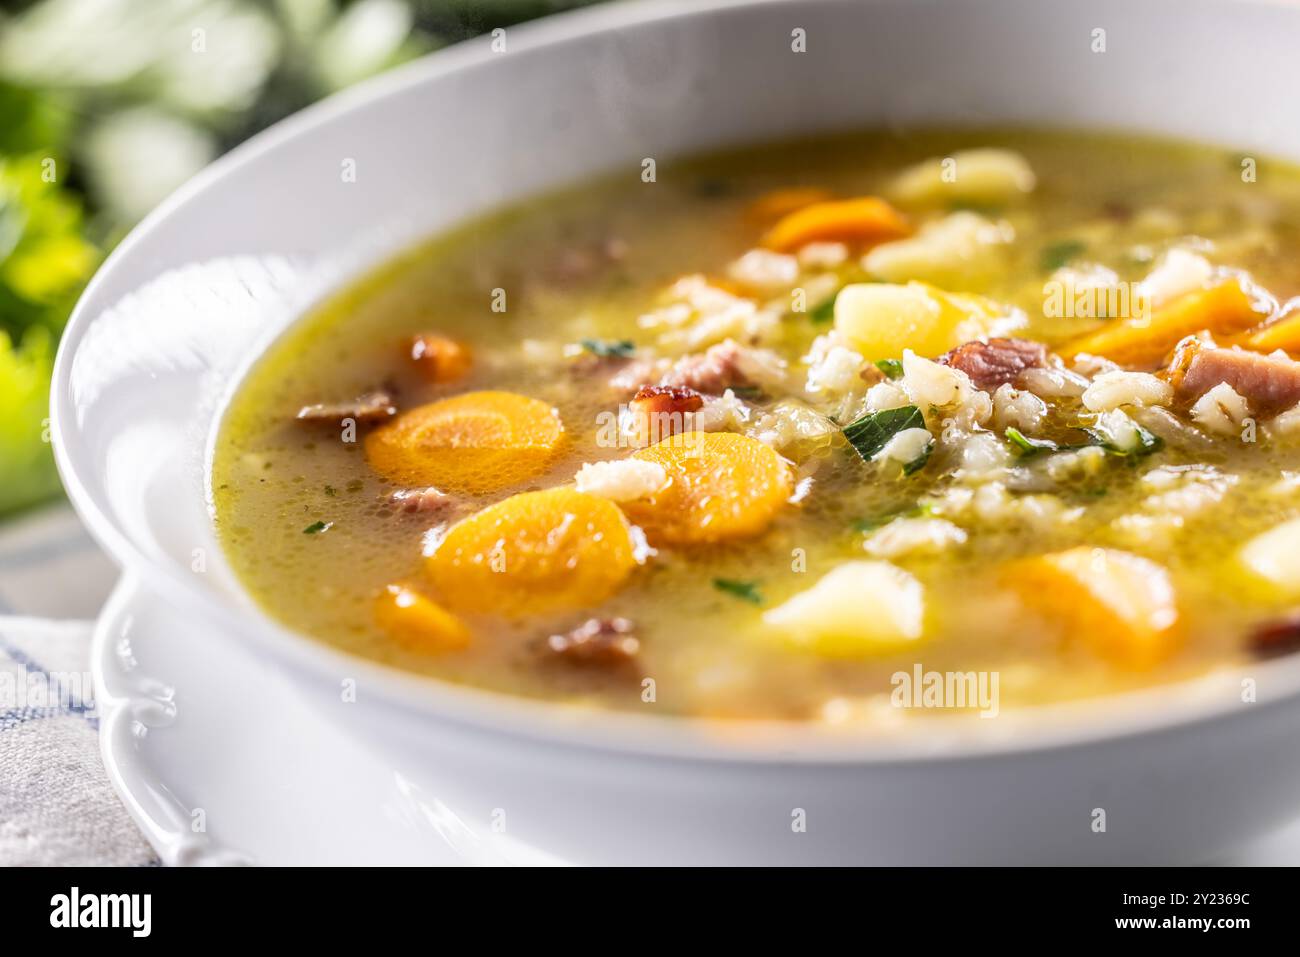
[
  {"left": 1040, "top": 239, "right": 1086, "bottom": 273},
  {"left": 303, "top": 520, "right": 332, "bottom": 535},
  {"left": 713, "top": 578, "right": 763, "bottom": 605},
  {"left": 1081, "top": 422, "right": 1164, "bottom": 457},
  {"left": 1004, "top": 427, "right": 1062, "bottom": 457},
  {"left": 842, "top": 406, "right": 929, "bottom": 464},
  {"left": 580, "top": 338, "right": 636, "bottom": 358},
  {"left": 853, "top": 502, "right": 936, "bottom": 534},
  {"left": 874, "top": 358, "right": 904, "bottom": 380},
  {"left": 902, "top": 444, "right": 933, "bottom": 475},
  {"left": 809, "top": 293, "right": 837, "bottom": 324}
]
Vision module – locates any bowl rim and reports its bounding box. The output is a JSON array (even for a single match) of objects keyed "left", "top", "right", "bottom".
[{"left": 51, "top": 0, "right": 1300, "bottom": 765}]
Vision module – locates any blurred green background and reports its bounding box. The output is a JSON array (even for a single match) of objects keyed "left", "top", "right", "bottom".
[{"left": 0, "top": 0, "right": 601, "bottom": 518}]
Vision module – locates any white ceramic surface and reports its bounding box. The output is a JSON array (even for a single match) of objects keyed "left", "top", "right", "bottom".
[
  {"left": 53, "top": 0, "right": 1300, "bottom": 864},
  {"left": 90, "top": 574, "right": 1300, "bottom": 865}
]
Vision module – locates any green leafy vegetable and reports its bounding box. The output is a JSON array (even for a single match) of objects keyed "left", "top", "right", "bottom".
[
  {"left": 809, "top": 293, "right": 837, "bottom": 324},
  {"left": 853, "top": 502, "right": 936, "bottom": 534},
  {"left": 580, "top": 338, "right": 635, "bottom": 358},
  {"left": 1003, "top": 422, "right": 1163, "bottom": 460},
  {"left": 842, "top": 406, "right": 932, "bottom": 474},
  {"left": 902, "top": 443, "right": 933, "bottom": 475},
  {"left": 1082, "top": 422, "right": 1164, "bottom": 457},
  {"left": 1004, "top": 427, "right": 1063, "bottom": 457},
  {"left": 1040, "top": 239, "right": 1086, "bottom": 272},
  {"left": 713, "top": 578, "right": 763, "bottom": 605},
  {"left": 874, "top": 358, "right": 904, "bottom": 379},
  {"left": 302, "top": 520, "right": 332, "bottom": 535}
]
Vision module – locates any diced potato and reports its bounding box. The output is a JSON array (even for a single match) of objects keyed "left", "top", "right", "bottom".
[
  {"left": 1004, "top": 547, "right": 1181, "bottom": 669},
  {"left": 834, "top": 280, "right": 1023, "bottom": 359},
  {"left": 426, "top": 488, "right": 637, "bottom": 616},
  {"left": 1240, "top": 517, "right": 1300, "bottom": 595},
  {"left": 374, "top": 583, "right": 471, "bottom": 653},
  {"left": 622, "top": 431, "right": 791, "bottom": 544},
  {"left": 862, "top": 211, "right": 1013, "bottom": 287},
  {"left": 888, "top": 149, "right": 1036, "bottom": 207},
  {"left": 1059, "top": 279, "right": 1267, "bottom": 367},
  {"left": 365, "top": 390, "right": 564, "bottom": 493},
  {"left": 762, "top": 561, "right": 924, "bottom": 657},
  {"left": 762, "top": 196, "right": 910, "bottom": 252}
]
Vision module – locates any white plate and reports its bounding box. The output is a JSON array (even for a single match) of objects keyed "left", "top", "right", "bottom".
[{"left": 93, "top": 575, "right": 524, "bottom": 865}]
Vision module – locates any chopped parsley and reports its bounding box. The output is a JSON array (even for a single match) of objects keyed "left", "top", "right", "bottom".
[
  {"left": 580, "top": 338, "right": 636, "bottom": 358},
  {"left": 713, "top": 578, "right": 763, "bottom": 605},
  {"left": 809, "top": 293, "right": 838, "bottom": 324},
  {"left": 842, "top": 406, "right": 932, "bottom": 474},
  {"left": 1040, "top": 239, "right": 1086, "bottom": 272},
  {"left": 302, "top": 520, "right": 332, "bottom": 535},
  {"left": 874, "top": 358, "right": 904, "bottom": 380}
]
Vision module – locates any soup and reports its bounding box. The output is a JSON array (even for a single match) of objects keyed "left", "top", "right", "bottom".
[{"left": 212, "top": 129, "right": 1300, "bottom": 722}]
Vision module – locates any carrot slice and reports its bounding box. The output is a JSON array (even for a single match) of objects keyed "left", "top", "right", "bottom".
[
  {"left": 374, "top": 582, "right": 471, "bottom": 653},
  {"left": 1058, "top": 279, "right": 1267, "bottom": 367},
  {"left": 365, "top": 391, "right": 563, "bottom": 492},
  {"left": 426, "top": 488, "right": 637, "bottom": 617},
  {"left": 621, "top": 431, "right": 791, "bottom": 545},
  {"left": 1003, "top": 547, "right": 1181, "bottom": 670},
  {"left": 761, "top": 196, "right": 910, "bottom": 252},
  {"left": 1242, "top": 305, "right": 1300, "bottom": 354},
  {"left": 409, "top": 333, "right": 472, "bottom": 383},
  {"left": 745, "top": 187, "right": 835, "bottom": 223}
]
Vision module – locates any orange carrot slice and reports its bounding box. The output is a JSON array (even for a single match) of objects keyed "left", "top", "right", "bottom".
[
  {"left": 621, "top": 431, "right": 791, "bottom": 545},
  {"left": 745, "top": 187, "right": 835, "bottom": 223},
  {"left": 1003, "top": 547, "right": 1181, "bottom": 669},
  {"left": 365, "top": 391, "right": 563, "bottom": 493},
  {"left": 374, "top": 582, "right": 471, "bottom": 653},
  {"left": 426, "top": 488, "right": 637, "bottom": 616},
  {"left": 1059, "top": 279, "right": 1267, "bottom": 367},
  {"left": 409, "top": 333, "right": 472, "bottom": 383},
  {"left": 762, "top": 196, "right": 910, "bottom": 252},
  {"left": 1241, "top": 305, "right": 1300, "bottom": 354}
]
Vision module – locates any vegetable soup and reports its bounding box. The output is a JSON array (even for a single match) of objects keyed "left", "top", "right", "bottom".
[{"left": 212, "top": 129, "right": 1300, "bottom": 721}]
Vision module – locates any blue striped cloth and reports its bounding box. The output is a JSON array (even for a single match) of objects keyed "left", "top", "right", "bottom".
[{"left": 0, "top": 504, "right": 157, "bottom": 866}]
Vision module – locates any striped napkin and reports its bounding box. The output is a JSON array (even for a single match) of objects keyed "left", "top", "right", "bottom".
[{"left": 0, "top": 504, "right": 157, "bottom": 866}]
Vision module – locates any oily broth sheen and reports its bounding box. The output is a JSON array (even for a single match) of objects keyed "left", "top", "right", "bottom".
[{"left": 213, "top": 129, "right": 1300, "bottom": 720}]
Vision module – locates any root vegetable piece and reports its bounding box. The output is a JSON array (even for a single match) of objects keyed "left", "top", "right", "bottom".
[
  {"left": 365, "top": 391, "right": 563, "bottom": 493},
  {"left": 1059, "top": 280, "right": 1266, "bottom": 367},
  {"left": 1004, "top": 547, "right": 1181, "bottom": 669},
  {"left": 374, "top": 583, "right": 471, "bottom": 653},
  {"left": 621, "top": 431, "right": 791, "bottom": 545},
  {"left": 409, "top": 333, "right": 472, "bottom": 383},
  {"left": 426, "top": 488, "right": 637, "bottom": 616},
  {"left": 762, "top": 561, "right": 925, "bottom": 657},
  {"left": 762, "top": 196, "right": 909, "bottom": 252}
]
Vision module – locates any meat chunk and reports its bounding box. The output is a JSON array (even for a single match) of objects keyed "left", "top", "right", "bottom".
[
  {"left": 938, "top": 337, "right": 1048, "bottom": 392},
  {"left": 543, "top": 618, "right": 640, "bottom": 666},
  {"left": 1169, "top": 342, "right": 1300, "bottom": 416},
  {"left": 660, "top": 339, "right": 784, "bottom": 394},
  {"left": 629, "top": 385, "right": 704, "bottom": 443},
  {"left": 296, "top": 390, "right": 396, "bottom": 425},
  {"left": 387, "top": 487, "right": 453, "bottom": 515},
  {"left": 1249, "top": 616, "right": 1300, "bottom": 660}
]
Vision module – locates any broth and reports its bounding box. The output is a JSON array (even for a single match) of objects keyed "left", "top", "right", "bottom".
[{"left": 213, "top": 129, "right": 1300, "bottom": 721}]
